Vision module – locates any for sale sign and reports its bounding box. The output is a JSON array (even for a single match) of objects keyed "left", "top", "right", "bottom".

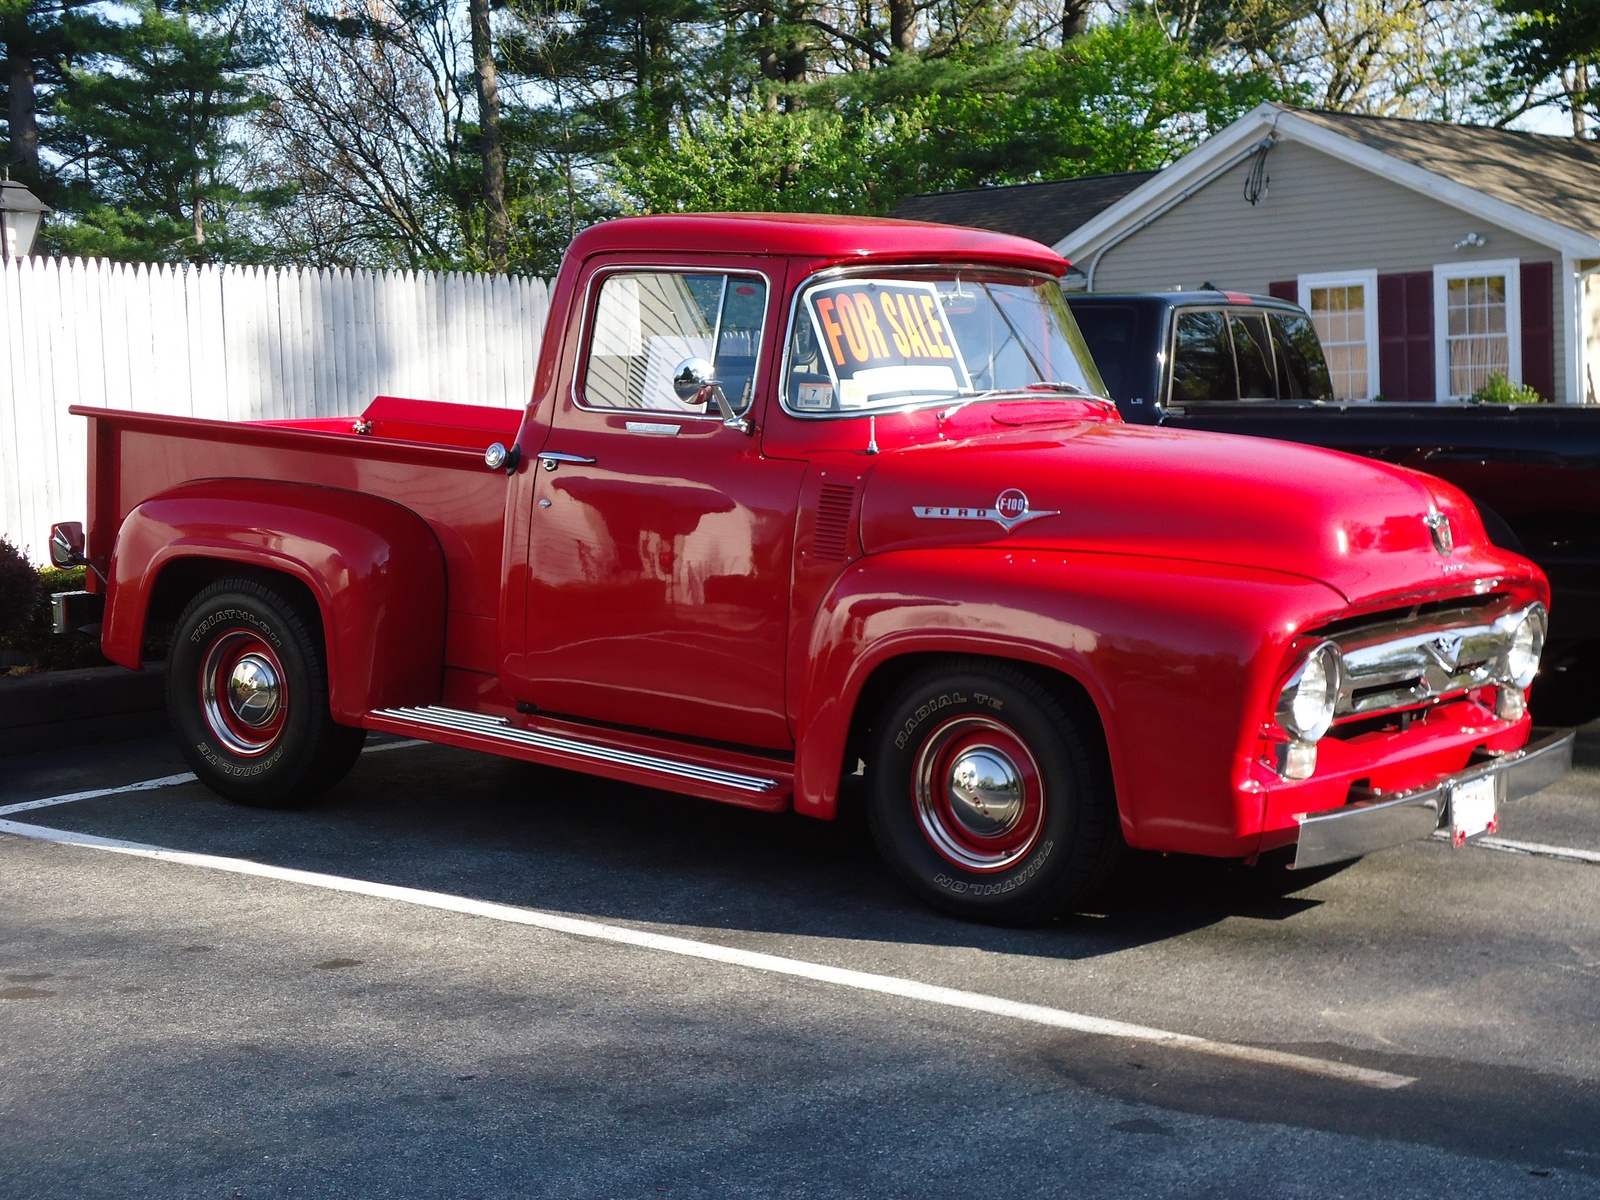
[{"left": 800, "top": 280, "right": 971, "bottom": 407}]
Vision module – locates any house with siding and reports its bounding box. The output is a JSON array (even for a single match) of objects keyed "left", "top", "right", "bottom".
[{"left": 893, "top": 103, "right": 1600, "bottom": 404}]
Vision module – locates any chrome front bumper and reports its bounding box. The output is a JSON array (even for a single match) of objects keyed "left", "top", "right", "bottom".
[{"left": 1291, "top": 729, "right": 1576, "bottom": 870}]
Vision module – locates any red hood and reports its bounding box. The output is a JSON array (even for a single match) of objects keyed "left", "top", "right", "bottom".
[{"left": 857, "top": 419, "right": 1530, "bottom": 608}]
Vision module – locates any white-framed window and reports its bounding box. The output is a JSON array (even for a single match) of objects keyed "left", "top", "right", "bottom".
[
  {"left": 1432, "top": 259, "right": 1521, "bottom": 401},
  {"left": 1297, "top": 271, "right": 1379, "bottom": 400}
]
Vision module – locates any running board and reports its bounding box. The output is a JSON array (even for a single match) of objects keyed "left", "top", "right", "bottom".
[{"left": 367, "top": 705, "right": 787, "bottom": 800}]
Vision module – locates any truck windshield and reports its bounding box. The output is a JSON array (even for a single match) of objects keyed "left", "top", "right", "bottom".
[{"left": 783, "top": 269, "right": 1105, "bottom": 416}]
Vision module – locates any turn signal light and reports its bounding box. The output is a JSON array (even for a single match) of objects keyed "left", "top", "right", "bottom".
[{"left": 1271, "top": 739, "right": 1318, "bottom": 781}]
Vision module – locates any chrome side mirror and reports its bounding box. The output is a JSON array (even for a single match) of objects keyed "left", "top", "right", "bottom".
[
  {"left": 49, "top": 521, "right": 85, "bottom": 568},
  {"left": 673, "top": 357, "right": 752, "bottom": 435},
  {"left": 673, "top": 357, "right": 716, "bottom": 403}
]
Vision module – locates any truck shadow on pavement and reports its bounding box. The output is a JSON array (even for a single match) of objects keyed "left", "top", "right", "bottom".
[{"left": 18, "top": 737, "right": 1354, "bottom": 963}]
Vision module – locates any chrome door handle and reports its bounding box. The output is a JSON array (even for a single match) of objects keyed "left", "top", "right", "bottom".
[{"left": 539, "top": 451, "right": 597, "bottom": 471}]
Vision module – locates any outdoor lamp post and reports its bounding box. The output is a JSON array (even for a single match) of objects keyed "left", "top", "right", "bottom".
[{"left": 0, "top": 177, "right": 50, "bottom": 262}]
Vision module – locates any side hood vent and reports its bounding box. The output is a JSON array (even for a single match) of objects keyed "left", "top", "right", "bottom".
[{"left": 814, "top": 484, "right": 857, "bottom": 561}]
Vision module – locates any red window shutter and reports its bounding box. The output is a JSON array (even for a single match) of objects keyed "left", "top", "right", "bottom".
[
  {"left": 1268, "top": 280, "right": 1297, "bottom": 303},
  {"left": 1378, "top": 271, "right": 1434, "bottom": 400},
  {"left": 1520, "top": 260, "right": 1555, "bottom": 401}
]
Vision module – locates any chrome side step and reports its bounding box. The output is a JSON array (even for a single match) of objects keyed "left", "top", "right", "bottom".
[{"left": 370, "top": 705, "right": 782, "bottom": 794}]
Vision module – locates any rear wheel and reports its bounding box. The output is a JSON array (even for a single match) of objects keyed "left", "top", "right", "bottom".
[
  {"left": 866, "top": 659, "right": 1122, "bottom": 925},
  {"left": 168, "top": 578, "right": 366, "bottom": 807}
]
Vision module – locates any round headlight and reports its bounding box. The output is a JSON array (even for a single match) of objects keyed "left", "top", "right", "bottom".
[
  {"left": 1278, "top": 642, "right": 1341, "bottom": 743},
  {"left": 1505, "top": 605, "right": 1547, "bottom": 690}
]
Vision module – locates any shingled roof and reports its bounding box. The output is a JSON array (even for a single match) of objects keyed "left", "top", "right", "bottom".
[
  {"left": 891, "top": 171, "right": 1157, "bottom": 246},
  {"left": 1287, "top": 108, "right": 1600, "bottom": 241}
]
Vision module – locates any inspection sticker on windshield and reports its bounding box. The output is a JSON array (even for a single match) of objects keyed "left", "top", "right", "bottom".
[
  {"left": 1450, "top": 775, "right": 1498, "bottom": 846},
  {"left": 802, "top": 280, "right": 971, "bottom": 405}
]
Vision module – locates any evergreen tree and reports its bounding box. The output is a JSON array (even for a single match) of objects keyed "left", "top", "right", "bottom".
[
  {"left": 46, "top": 0, "right": 278, "bottom": 260},
  {"left": 1, "top": 0, "right": 108, "bottom": 193}
]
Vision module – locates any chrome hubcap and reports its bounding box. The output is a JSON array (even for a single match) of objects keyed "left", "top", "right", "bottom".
[
  {"left": 946, "top": 748, "right": 1024, "bottom": 837},
  {"left": 227, "top": 655, "right": 281, "bottom": 727},
  {"left": 912, "top": 715, "right": 1046, "bottom": 873},
  {"left": 199, "top": 630, "right": 289, "bottom": 757}
]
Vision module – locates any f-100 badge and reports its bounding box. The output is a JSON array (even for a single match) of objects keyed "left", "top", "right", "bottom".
[{"left": 913, "top": 488, "right": 1059, "bottom": 533}]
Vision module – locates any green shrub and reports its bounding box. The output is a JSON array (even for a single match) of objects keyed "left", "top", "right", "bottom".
[
  {"left": 0, "top": 538, "right": 39, "bottom": 638},
  {"left": 0, "top": 556, "right": 109, "bottom": 673},
  {"left": 1468, "top": 374, "right": 1544, "bottom": 404}
]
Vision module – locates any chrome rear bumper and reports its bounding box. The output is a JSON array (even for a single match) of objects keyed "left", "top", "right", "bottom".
[{"left": 1291, "top": 729, "right": 1576, "bottom": 870}]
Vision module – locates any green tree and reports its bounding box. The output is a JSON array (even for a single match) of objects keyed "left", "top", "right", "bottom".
[
  {"left": 2, "top": 0, "right": 110, "bottom": 192},
  {"left": 617, "top": 16, "right": 1282, "bottom": 216},
  {"left": 1493, "top": 0, "right": 1599, "bottom": 133},
  {"left": 46, "top": 0, "right": 278, "bottom": 260}
]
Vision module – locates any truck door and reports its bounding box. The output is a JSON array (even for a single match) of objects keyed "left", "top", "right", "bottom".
[{"left": 521, "top": 261, "right": 804, "bottom": 751}]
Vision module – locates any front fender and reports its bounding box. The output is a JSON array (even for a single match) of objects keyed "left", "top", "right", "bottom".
[
  {"left": 792, "top": 549, "right": 1347, "bottom": 857},
  {"left": 104, "top": 479, "right": 446, "bottom": 721}
]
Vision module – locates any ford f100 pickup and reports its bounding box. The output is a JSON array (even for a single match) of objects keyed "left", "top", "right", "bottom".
[{"left": 49, "top": 214, "right": 1573, "bottom": 924}]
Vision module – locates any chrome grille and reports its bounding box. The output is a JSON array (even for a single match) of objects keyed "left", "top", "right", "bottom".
[{"left": 1330, "top": 600, "right": 1538, "bottom": 719}]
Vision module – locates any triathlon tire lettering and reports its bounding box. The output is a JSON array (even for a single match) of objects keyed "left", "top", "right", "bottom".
[
  {"left": 190, "top": 607, "right": 283, "bottom": 649},
  {"left": 931, "top": 841, "right": 1055, "bottom": 895}
]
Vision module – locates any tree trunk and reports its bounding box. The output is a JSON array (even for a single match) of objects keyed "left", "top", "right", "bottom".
[
  {"left": 5, "top": 18, "right": 41, "bottom": 183},
  {"left": 1061, "top": 0, "right": 1091, "bottom": 42},
  {"left": 192, "top": 166, "right": 206, "bottom": 250},
  {"left": 469, "top": 0, "right": 508, "bottom": 269},
  {"left": 1576, "top": 59, "right": 1590, "bottom": 139},
  {"left": 888, "top": 0, "right": 915, "bottom": 57}
]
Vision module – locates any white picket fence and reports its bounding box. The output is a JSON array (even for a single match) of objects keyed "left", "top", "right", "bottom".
[{"left": 0, "top": 256, "right": 550, "bottom": 561}]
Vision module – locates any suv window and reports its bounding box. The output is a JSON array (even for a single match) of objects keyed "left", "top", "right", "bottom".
[
  {"left": 1169, "top": 310, "right": 1236, "bottom": 404},
  {"left": 1229, "top": 313, "right": 1276, "bottom": 399},
  {"left": 1269, "top": 311, "right": 1333, "bottom": 399},
  {"left": 583, "top": 271, "right": 767, "bottom": 414},
  {"left": 1068, "top": 303, "right": 1139, "bottom": 401}
]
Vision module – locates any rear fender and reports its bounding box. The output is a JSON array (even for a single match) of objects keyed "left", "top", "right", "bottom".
[
  {"left": 105, "top": 479, "right": 446, "bottom": 721},
  {"left": 792, "top": 549, "right": 1348, "bottom": 857}
]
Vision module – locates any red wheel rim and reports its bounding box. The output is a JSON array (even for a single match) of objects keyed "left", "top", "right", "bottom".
[
  {"left": 199, "top": 629, "right": 288, "bottom": 757},
  {"left": 912, "top": 715, "right": 1045, "bottom": 872}
]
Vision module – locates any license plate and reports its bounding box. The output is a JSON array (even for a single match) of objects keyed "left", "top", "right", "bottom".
[{"left": 1450, "top": 776, "right": 1498, "bottom": 846}]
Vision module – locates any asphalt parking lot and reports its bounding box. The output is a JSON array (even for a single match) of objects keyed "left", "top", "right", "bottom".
[{"left": 3, "top": 723, "right": 1599, "bottom": 1199}]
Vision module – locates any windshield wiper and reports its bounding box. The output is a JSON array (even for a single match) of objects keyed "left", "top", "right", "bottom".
[
  {"left": 1023, "top": 381, "right": 1116, "bottom": 403},
  {"left": 944, "top": 382, "right": 1115, "bottom": 412}
]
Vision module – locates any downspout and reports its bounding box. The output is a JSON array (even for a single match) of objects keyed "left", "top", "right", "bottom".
[
  {"left": 1085, "top": 126, "right": 1281, "bottom": 292},
  {"left": 1573, "top": 257, "right": 1600, "bottom": 405}
]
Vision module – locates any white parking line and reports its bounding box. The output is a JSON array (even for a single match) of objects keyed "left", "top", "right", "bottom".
[
  {"left": 1473, "top": 836, "right": 1600, "bottom": 864},
  {"left": 1431, "top": 830, "right": 1600, "bottom": 864},
  {"left": 362, "top": 738, "right": 428, "bottom": 754},
  {"left": 0, "top": 773, "right": 197, "bottom": 817},
  {"left": 0, "top": 740, "right": 426, "bottom": 819},
  {"left": 0, "top": 814, "right": 1417, "bottom": 1091}
]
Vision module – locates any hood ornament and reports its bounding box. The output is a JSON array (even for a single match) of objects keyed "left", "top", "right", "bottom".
[
  {"left": 1425, "top": 511, "right": 1454, "bottom": 556},
  {"left": 913, "top": 488, "right": 1060, "bottom": 534}
]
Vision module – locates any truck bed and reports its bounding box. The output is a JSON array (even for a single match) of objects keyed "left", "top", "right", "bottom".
[{"left": 74, "top": 396, "right": 524, "bottom": 684}]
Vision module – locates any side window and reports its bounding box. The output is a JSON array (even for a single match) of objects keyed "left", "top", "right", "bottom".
[
  {"left": 1169, "top": 310, "right": 1236, "bottom": 404},
  {"left": 1269, "top": 312, "right": 1334, "bottom": 399},
  {"left": 583, "top": 271, "right": 768, "bottom": 414},
  {"left": 1229, "top": 313, "right": 1276, "bottom": 399}
]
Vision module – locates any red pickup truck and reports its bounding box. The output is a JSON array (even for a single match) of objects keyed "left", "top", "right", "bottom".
[{"left": 50, "top": 214, "right": 1573, "bottom": 923}]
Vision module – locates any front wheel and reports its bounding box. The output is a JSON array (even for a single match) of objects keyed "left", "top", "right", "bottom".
[
  {"left": 168, "top": 578, "right": 366, "bottom": 807},
  {"left": 866, "top": 660, "right": 1122, "bottom": 925}
]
